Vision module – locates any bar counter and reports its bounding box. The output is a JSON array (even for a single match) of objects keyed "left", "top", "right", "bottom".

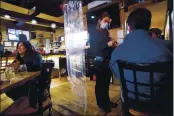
[
  {"left": 42, "top": 54, "right": 66, "bottom": 69},
  {"left": 1, "top": 54, "right": 66, "bottom": 69}
]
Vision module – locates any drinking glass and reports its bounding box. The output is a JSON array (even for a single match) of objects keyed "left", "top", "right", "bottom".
[
  {"left": 0, "top": 71, "right": 6, "bottom": 81},
  {"left": 22, "top": 64, "right": 27, "bottom": 74},
  {"left": 18, "top": 64, "right": 27, "bottom": 77},
  {"left": 5, "top": 67, "right": 15, "bottom": 82}
]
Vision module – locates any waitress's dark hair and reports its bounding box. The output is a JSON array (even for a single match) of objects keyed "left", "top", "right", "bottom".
[
  {"left": 96, "top": 12, "right": 110, "bottom": 30},
  {"left": 98, "top": 12, "right": 110, "bottom": 20}
]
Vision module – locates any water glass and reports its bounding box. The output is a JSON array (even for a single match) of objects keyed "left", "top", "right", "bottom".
[
  {"left": 22, "top": 64, "right": 27, "bottom": 74},
  {"left": 18, "top": 64, "right": 27, "bottom": 76},
  {"left": 0, "top": 72, "right": 6, "bottom": 81},
  {"left": 5, "top": 67, "right": 15, "bottom": 82}
]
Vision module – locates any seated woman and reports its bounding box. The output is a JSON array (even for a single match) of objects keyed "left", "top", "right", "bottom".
[{"left": 5, "top": 41, "right": 42, "bottom": 102}]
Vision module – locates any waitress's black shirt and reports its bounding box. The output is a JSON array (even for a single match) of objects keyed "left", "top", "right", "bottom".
[{"left": 89, "top": 29, "right": 113, "bottom": 60}]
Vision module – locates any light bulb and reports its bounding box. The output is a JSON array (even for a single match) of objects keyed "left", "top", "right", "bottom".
[
  {"left": 51, "top": 23, "right": 56, "bottom": 29},
  {"left": 31, "top": 19, "right": 37, "bottom": 24}
]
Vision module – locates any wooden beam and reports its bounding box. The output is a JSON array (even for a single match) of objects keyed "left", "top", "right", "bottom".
[
  {"left": 0, "top": 1, "right": 91, "bottom": 24},
  {"left": 0, "top": 1, "right": 64, "bottom": 23}
]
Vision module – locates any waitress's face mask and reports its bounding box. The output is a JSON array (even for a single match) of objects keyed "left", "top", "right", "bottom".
[
  {"left": 99, "top": 17, "right": 111, "bottom": 29},
  {"left": 100, "top": 20, "right": 109, "bottom": 29}
]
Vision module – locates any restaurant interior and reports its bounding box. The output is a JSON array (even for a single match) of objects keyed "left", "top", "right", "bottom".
[{"left": 0, "top": 0, "right": 173, "bottom": 115}]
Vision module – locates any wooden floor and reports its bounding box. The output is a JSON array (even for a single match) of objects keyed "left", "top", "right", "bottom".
[{"left": 1, "top": 78, "right": 121, "bottom": 115}]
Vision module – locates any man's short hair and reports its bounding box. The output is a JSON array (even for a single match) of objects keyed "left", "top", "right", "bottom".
[{"left": 127, "top": 8, "right": 152, "bottom": 31}]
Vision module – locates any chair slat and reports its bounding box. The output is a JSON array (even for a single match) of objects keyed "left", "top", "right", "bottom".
[
  {"left": 150, "top": 72, "right": 154, "bottom": 98},
  {"left": 133, "top": 70, "right": 139, "bottom": 100}
]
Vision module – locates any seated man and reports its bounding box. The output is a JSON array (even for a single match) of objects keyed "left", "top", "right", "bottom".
[
  {"left": 110, "top": 8, "right": 172, "bottom": 115},
  {"left": 149, "top": 28, "right": 173, "bottom": 52}
]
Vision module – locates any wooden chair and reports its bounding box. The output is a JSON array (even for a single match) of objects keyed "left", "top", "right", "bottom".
[
  {"left": 117, "top": 60, "right": 173, "bottom": 116},
  {"left": 36, "top": 61, "right": 55, "bottom": 115},
  {"left": 2, "top": 61, "right": 54, "bottom": 116},
  {"left": 59, "top": 57, "right": 67, "bottom": 80},
  {"left": 2, "top": 81, "right": 52, "bottom": 116}
]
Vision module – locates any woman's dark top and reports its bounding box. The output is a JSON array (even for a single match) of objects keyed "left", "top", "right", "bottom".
[{"left": 15, "top": 51, "right": 42, "bottom": 72}]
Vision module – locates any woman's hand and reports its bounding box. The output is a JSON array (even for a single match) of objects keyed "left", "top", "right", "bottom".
[
  {"left": 8, "top": 59, "right": 20, "bottom": 70},
  {"left": 12, "top": 63, "right": 20, "bottom": 70}
]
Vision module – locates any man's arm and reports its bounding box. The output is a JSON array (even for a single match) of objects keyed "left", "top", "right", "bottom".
[
  {"left": 109, "top": 48, "right": 121, "bottom": 79},
  {"left": 109, "top": 35, "right": 128, "bottom": 80}
]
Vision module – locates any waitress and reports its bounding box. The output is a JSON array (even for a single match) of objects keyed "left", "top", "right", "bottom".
[{"left": 89, "top": 12, "right": 117, "bottom": 114}]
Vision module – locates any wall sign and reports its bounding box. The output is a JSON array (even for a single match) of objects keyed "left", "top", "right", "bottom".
[{"left": 128, "top": 1, "right": 152, "bottom": 12}]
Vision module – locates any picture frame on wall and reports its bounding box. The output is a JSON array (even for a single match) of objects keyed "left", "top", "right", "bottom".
[
  {"left": 13, "top": 42, "right": 18, "bottom": 47},
  {"left": 3, "top": 41, "right": 12, "bottom": 47}
]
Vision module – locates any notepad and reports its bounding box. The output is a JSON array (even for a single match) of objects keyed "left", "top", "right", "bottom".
[{"left": 117, "top": 39, "right": 123, "bottom": 45}]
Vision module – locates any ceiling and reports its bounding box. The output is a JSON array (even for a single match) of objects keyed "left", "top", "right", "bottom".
[
  {"left": 0, "top": 0, "right": 94, "bottom": 30},
  {"left": 0, "top": 0, "right": 167, "bottom": 31},
  {"left": 4, "top": 0, "right": 63, "bottom": 17},
  {"left": 3, "top": 0, "right": 94, "bottom": 17}
]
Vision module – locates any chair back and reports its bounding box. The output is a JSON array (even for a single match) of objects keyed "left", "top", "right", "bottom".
[
  {"left": 0, "top": 54, "right": 8, "bottom": 67},
  {"left": 117, "top": 60, "right": 173, "bottom": 113},
  {"left": 40, "top": 60, "right": 54, "bottom": 98},
  {"left": 41, "top": 60, "right": 54, "bottom": 77},
  {"left": 35, "top": 60, "right": 54, "bottom": 112},
  {"left": 59, "top": 57, "right": 67, "bottom": 77}
]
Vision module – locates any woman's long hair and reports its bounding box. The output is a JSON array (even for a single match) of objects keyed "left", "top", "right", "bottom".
[
  {"left": 16, "top": 41, "right": 39, "bottom": 54},
  {"left": 16, "top": 41, "right": 33, "bottom": 53},
  {"left": 16, "top": 41, "right": 40, "bottom": 59},
  {"left": 15, "top": 41, "right": 42, "bottom": 71}
]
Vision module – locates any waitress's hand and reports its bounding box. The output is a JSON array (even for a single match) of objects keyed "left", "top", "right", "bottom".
[
  {"left": 113, "top": 41, "right": 118, "bottom": 47},
  {"left": 108, "top": 40, "right": 117, "bottom": 47}
]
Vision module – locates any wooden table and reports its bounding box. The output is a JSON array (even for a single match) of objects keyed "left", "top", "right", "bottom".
[{"left": 0, "top": 71, "right": 40, "bottom": 94}]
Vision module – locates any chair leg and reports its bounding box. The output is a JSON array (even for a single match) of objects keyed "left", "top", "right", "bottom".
[
  {"left": 48, "top": 107, "right": 52, "bottom": 116},
  {"left": 47, "top": 87, "right": 51, "bottom": 99},
  {"left": 121, "top": 101, "right": 131, "bottom": 116},
  {"left": 38, "top": 111, "right": 43, "bottom": 116}
]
